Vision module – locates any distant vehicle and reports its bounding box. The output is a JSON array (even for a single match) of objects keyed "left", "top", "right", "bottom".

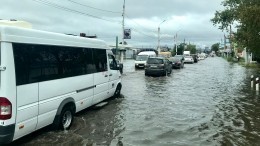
[
  {"left": 158, "top": 51, "right": 172, "bottom": 58},
  {"left": 135, "top": 51, "right": 156, "bottom": 68},
  {"left": 191, "top": 54, "right": 199, "bottom": 63},
  {"left": 200, "top": 53, "right": 207, "bottom": 58},
  {"left": 184, "top": 56, "right": 194, "bottom": 63},
  {"left": 145, "top": 57, "right": 172, "bottom": 76},
  {"left": 169, "top": 56, "right": 184, "bottom": 69},
  {"left": 198, "top": 54, "right": 205, "bottom": 60},
  {"left": 183, "top": 51, "right": 190, "bottom": 56}
]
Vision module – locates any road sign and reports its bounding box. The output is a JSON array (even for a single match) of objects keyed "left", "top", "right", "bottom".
[{"left": 124, "top": 29, "right": 131, "bottom": 39}]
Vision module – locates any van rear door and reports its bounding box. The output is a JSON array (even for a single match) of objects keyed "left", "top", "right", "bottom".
[
  {"left": 11, "top": 43, "right": 39, "bottom": 141},
  {"left": 0, "top": 42, "right": 17, "bottom": 143}
]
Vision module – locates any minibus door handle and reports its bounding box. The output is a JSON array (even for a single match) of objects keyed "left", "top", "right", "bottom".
[
  {"left": 105, "top": 75, "right": 108, "bottom": 77},
  {"left": 109, "top": 74, "right": 112, "bottom": 76}
]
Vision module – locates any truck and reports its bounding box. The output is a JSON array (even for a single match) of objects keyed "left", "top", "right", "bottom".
[
  {"left": 158, "top": 51, "right": 172, "bottom": 58},
  {"left": 183, "top": 51, "right": 190, "bottom": 56}
]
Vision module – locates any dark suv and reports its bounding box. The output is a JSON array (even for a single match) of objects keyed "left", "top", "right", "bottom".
[{"left": 145, "top": 57, "right": 172, "bottom": 76}]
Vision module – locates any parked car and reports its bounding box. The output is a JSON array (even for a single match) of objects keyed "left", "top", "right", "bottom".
[
  {"left": 169, "top": 56, "right": 184, "bottom": 69},
  {"left": 184, "top": 56, "right": 194, "bottom": 63},
  {"left": 174, "top": 55, "right": 185, "bottom": 60},
  {"left": 145, "top": 57, "right": 172, "bottom": 76}
]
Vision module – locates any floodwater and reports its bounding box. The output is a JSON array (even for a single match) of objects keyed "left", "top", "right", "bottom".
[{"left": 11, "top": 57, "right": 260, "bottom": 146}]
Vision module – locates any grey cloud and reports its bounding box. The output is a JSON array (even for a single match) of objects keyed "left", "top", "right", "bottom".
[{"left": 0, "top": 0, "right": 224, "bottom": 48}]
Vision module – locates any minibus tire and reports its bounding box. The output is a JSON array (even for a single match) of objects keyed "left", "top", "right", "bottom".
[
  {"left": 59, "top": 106, "right": 74, "bottom": 130},
  {"left": 113, "top": 85, "right": 122, "bottom": 98}
]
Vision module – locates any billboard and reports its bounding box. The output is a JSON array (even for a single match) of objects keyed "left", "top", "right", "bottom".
[{"left": 124, "top": 29, "right": 131, "bottom": 39}]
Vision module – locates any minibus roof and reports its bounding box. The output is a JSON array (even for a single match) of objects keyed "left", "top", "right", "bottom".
[{"left": 0, "top": 26, "right": 109, "bottom": 49}]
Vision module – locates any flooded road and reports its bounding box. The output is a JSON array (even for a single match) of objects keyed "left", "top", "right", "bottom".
[{"left": 12, "top": 57, "right": 260, "bottom": 146}]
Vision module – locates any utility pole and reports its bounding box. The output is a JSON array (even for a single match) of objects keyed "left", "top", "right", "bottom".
[
  {"left": 175, "top": 33, "right": 177, "bottom": 55},
  {"left": 121, "top": 0, "right": 126, "bottom": 63},
  {"left": 157, "top": 20, "right": 166, "bottom": 54},
  {"left": 116, "top": 36, "right": 118, "bottom": 59},
  {"left": 158, "top": 27, "right": 160, "bottom": 53},
  {"left": 174, "top": 29, "right": 181, "bottom": 55},
  {"left": 229, "top": 25, "right": 233, "bottom": 57},
  {"left": 122, "top": 0, "right": 125, "bottom": 46},
  {"left": 224, "top": 34, "right": 226, "bottom": 57}
]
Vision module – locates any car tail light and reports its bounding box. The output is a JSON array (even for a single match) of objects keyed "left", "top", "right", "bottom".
[{"left": 0, "top": 97, "right": 12, "bottom": 120}]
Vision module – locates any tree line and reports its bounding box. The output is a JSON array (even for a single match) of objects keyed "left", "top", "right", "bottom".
[{"left": 211, "top": 0, "right": 260, "bottom": 61}]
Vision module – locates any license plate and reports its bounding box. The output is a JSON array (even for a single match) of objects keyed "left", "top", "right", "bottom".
[{"left": 151, "top": 66, "right": 157, "bottom": 68}]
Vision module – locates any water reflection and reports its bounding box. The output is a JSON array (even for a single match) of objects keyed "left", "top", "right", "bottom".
[{"left": 118, "top": 58, "right": 260, "bottom": 146}]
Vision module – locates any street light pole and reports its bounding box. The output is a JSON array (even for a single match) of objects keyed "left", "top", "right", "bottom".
[
  {"left": 174, "top": 29, "right": 181, "bottom": 55},
  {"left": 121, "top": 0, "right": 126, "bottom": 63},
  {"left": 175, "top": 33, "right": 178, "bottom": 55},
  {"left": 157, "top": 20, "right": 166, "bottom": 54}
]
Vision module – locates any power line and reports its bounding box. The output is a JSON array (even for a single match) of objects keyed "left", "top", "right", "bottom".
[
  {"left": 131, "top": 28, "right": 157, "bottom": 39},
  {"left": 125, "top": 15, "right": 156, "bottom": 33},
  {"left": 33, "top": 0, "right": 157, "bottom": 40},
  {"left": 124, "top": 15, "right": 159, "bottom": 39},
  {"left": 32, "top": 0, "right": 121, "bottom": 24},
  {"left": 67, "top": 0, "right": 121, "bottom": 14}
]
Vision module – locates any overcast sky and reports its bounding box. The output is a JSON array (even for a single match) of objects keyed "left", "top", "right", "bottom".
[{"left": 0, "top": 0, "right": 225, "bottom": 49}]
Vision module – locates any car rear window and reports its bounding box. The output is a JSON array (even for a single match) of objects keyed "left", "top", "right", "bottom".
[
  {"left": 171, "top": 58, "right": 180, "bottom": 61},
  {"left": 147, "top": 58, "right": 163, "bottom": 64}
]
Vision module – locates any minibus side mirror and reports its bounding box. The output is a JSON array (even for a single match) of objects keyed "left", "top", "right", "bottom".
[{"left": 117, "top": 63, "right": 123, "bottom": 74}]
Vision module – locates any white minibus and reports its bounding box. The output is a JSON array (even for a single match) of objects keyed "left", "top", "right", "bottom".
[{"left": 0, "top": 26, "right": 122, "bottom": 144}]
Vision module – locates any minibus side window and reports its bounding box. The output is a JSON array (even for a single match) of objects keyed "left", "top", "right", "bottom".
[
  {"left": 13, "top": 43, "right": 96, "bottom": 85},
  {"left": 92, "top": 49, "right": 107, "bottom": 72}
]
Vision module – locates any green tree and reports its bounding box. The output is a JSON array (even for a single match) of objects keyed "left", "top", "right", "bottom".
[
  {"left": 211, "top": 43, "right": 220, "bottom": 53},
  {"left": 172, "top": 43, "right": 185, "bottom": 55},
  {"left": 211, "top": 0, "right": 260, "bottom": 60},
  {"left": 186, "top": 44, "right": 197, "bottom": 54}
]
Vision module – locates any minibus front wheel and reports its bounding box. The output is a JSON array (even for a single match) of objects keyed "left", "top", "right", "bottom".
[{"left": 114, "top": 84, "right": 122, "bottom": 98}]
